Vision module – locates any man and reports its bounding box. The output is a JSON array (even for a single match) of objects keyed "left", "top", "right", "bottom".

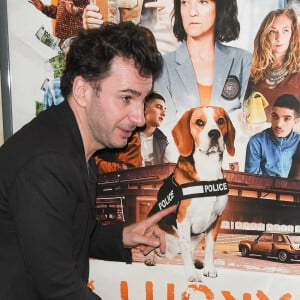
[
  {"left": 95, "top": 91, "right": 169, "bottom": 172},
  {"left": 139, "top": 92, "right": 169, "bottom": 166},
  {"left": 0, "top": 22, "right": 175, "bottom": 300},
  {"left": 245, "top": 94, "right": 300, "bottom": 178}
]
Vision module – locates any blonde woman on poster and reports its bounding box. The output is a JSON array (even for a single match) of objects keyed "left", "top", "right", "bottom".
[{"left": 244, "top": 8, "right": 300, "bottom": 127}]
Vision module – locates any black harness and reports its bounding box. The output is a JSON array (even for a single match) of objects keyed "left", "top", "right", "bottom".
[{"left": 149, "top": 173, "right": 229, "bottom": 216}]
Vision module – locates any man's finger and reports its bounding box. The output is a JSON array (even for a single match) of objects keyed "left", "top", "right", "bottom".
[
  {"left": 144, "top": 2, "right": 164, "bottom": 9},
  {"left": 144, "top": 205, "right": 176, "bottom": 227}
]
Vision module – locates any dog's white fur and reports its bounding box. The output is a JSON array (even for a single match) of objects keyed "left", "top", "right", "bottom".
[{"left": 145, "top": 106, "right": 235, "bottom": 282}]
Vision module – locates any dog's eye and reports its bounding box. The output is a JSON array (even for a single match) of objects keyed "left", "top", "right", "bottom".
[
  {"left": 217, "top": 118, "right": 225, "bottom": 125},
  {"left": 195, "top": 119, "right": 204, "bottom": 126}
]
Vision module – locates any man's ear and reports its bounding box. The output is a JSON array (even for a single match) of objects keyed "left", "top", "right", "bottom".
[{"left": 72, "top": 76, "right": 89, "bottom": 108}]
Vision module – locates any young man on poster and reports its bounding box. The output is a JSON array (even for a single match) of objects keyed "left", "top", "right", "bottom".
[
  {"left": 95, "top": 91, "right": 169, "bottom": 173},
  {"left": 245, "top": 94, "right": 300, "bottom": 178},
  {"left": 0, "top": 22, "right": 175, "bottom": 300}
]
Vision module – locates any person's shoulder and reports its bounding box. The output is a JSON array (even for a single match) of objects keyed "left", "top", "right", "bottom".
[
  {"left": 154, "top": 127, "right": 168, "bottom": 140},
  {"left": 217, "top": 42, "right": 252, "bottom": 59},
  {"left": 163, "top": 42, "right": 187, "bottom": 63},
  {"left": 249, "top": 128, "right": 269, "bottom": 142},
  {"left": 291, "top": 130, "right": 300, "bottom": 141},
  {"left": 289, "top": 71, "right": 300, "bottom": 82}
]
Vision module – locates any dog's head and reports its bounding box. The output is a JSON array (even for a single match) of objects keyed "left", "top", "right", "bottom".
[{"left": 172, "top": 106, "right": 235, "bottom": 157}]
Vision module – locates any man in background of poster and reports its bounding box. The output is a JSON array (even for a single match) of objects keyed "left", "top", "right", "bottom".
[
  {"left": 245, "top": 94, "right": 300, "bottom": 178},
  {"left": 95, "top": 92, "right": 169, "bottom": 173},
  {"left": 29, "top": 0, "right": 89, "bottom": 45},
  {"left": 0, "top": 22, "right": 176, "bottom": 300}
]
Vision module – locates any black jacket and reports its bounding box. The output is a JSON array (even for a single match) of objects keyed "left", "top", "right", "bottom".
[
  {"left": 152, "top": 127, "right": 168, "bottom": 165},
  {"left": 0, "top": 101, "right": 131, "bottom": 300}
]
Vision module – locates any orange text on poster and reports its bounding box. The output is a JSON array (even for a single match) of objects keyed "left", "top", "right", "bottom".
[{"left": 119, "top": 281, "right": 292, "bottom": 300}]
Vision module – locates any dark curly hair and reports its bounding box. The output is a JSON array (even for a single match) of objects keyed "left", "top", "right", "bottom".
[
  {"left": 172, "top": 0, "right": 240, "bottom": 42},
  {"left": 61, "top": 22, "right": 163, "bottom": 98}
]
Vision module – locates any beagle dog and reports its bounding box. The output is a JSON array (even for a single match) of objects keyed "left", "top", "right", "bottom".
[{"left": 145, "top": 106, "right": 235, "bottom": 282}]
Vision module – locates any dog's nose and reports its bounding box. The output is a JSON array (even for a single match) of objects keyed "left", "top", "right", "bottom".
[{"left": 208, "top": 129, "right": 220, "bottom": 140}]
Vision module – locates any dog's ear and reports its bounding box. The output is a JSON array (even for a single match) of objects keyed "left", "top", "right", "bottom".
[
  {"left": 172, "top": 109, "right": 194, "bottom": 157},
  {"left": 223, "top": 109, "right": 235, "bottom": 157}
]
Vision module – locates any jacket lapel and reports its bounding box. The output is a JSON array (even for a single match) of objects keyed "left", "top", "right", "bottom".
[
  {"left": 211, "top": 42, "right": 233, "bottom": 104},
  {"left": 175, "top": 43, "right": 200, "bottom": 107}
]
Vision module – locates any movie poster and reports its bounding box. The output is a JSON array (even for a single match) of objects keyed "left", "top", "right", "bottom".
[{"left": 2, "top": 0, "right": 300, "bottom": 299}]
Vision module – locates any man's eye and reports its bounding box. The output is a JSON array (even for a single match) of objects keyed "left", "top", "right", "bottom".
[{"left": 122, "top": 96, "right": 131, "bottom": 103}]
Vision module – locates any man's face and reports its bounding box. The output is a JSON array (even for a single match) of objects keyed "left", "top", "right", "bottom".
[
  {"left": 87, "top": 56, "right": 152, "bottom": 149},
  {"left": 271, "top": 106, "right": 298, "bottom": 137},
  {"left": 144, "top": 99, "right": 166, "bottom": 127}
]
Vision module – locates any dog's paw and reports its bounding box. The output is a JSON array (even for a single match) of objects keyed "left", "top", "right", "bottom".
[
  {"left": 144, "top": 258, "right": 156, "bottom": 267},
  {"left": 186, "top": 271, "right": 202, "bottom": 282},
  {"left": 194, "top": 259, "right": 204, "bottom": 269},
  {"left": 185, "top": 266, "right": 202, "bottom": 282},
  {"left": 203, "top": 265, "right": 218, "bottom": 278}
]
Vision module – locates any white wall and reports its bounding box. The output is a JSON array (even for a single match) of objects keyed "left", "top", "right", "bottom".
[{"left": 7, "top": 0, "right": 55, "bottom": 132}]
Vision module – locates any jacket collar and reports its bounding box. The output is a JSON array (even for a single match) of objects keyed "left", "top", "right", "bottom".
[{"left": 174, "top": 41, "right": 235, "bottom": 101}]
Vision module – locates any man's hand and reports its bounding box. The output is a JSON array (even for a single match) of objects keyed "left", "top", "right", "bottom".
[
  {"left": 122, "top": 205, "right": 176, "bottom": 256},
  {"left": 28, "top": 0, "right": 44, "bottom": 11},
  {"left": 82, "top": 4, "right": 103, "bottom": 30}
]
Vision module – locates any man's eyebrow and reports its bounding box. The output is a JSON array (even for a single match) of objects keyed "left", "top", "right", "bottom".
[
  {"left": 272, "top": 112, "right": 293, "bottom": 118},
  {"left": 120, "top": 89, "right": 142, "bottom": 97}
]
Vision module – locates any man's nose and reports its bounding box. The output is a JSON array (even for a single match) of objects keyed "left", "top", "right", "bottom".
[
  {"left": 276, "top": 118, "right": 284, "bottom": 128},
  {"left": 129, "top": 103, "right": 145, "bottom": 127}
]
